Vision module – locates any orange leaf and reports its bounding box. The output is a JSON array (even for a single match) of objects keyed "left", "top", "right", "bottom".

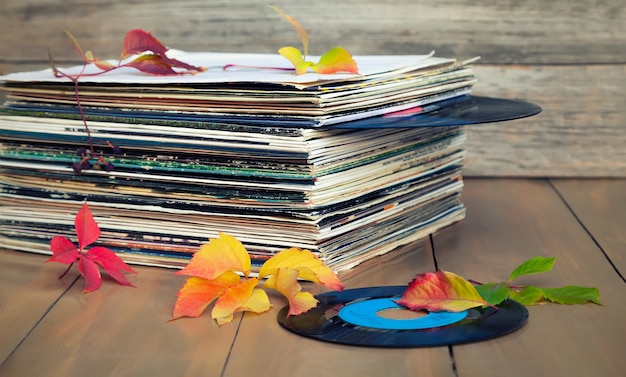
[
  {"left": 170, "top": 271, "right": 241, "bottom": 320},
  {"left": 269, "top": 5, "right": 309, "bottom": 58},
  {"left": 212, "top": 277, "right": 270, "bottom": 325},
  {"left": 396, "top": 270, "right": 489, "bottom": 312},
  {"left": 264, "top": 268, "right": 318, "bottom": 316},
  {"left": 258, "top": 247, "right": 344, "bottom": 291},
  {"left": 176, "top": 232, "right": 251, "bottom": 280},
  {"left": 311, "top": 47, "right": 359, "bottom": 74}
]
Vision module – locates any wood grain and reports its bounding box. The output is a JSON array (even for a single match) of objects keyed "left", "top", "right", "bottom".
[
  {"left": 465, "top": 64, "right": 626, "bottom": 177},
  {"left": 0, "top": 263, "right": 238, "bottom": 377},
  {"left": 0, "top": 0, "right": 623, "bottom": 64},
  {"left": 432, "top": 179, "right": 626, "bottom": 377},
  {"left": 0, "top": 249, "right": 78, "bottom": 364},
  {"left": 551, "top": 179, "right": 626, "bottom": 275},
  {"left": 223, "top": 241, "right": 457, "bottom": 377},
  {"left": 1, "top": 1, "right": 625, "bottom": 177}
]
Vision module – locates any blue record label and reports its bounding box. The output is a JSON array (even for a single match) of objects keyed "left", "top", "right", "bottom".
[{"left": 338, "top": 297, "right": 467, "bottom": 330}]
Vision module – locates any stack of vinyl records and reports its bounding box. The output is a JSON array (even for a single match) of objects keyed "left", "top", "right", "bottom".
[{"left": 0, "top": 51, "right": 477, "bottom": 272}]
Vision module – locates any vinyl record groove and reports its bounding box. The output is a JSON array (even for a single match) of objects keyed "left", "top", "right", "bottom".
[{"left": 277, "top": 286, "right": 528, "bottom": 348}]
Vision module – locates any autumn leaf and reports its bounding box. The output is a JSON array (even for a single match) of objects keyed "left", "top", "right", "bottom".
[
  {"left": 171, "top": 236, "right": 343, "bottom": 323},
  {"left": 263, "top": 267, "right": 319, "bottom": 316},
  {"left": 270, "top": 6, "right": 358, "bottom": 75},
  {"left": 258, "top": 247, "right": 344, "bottom": 292},
  {"left": 171, "top": 234, "right": 271, "bottom": 324},
  {"left": 47, "top": 202, "right": 136, "bottom": 292},
  {"left": 120, "top": 29, "right": 168, "bottom": 60},
  {"left": 311, "top": 47, "right": 359, "bottom": 74},
  {"left": 212, "top": 277, "right": 270, "bottom": 325},
  {"left": 176, "top": 232, "right": 251, "bottom": 280},
  {"left": 396, "top": 270, "right": 490, "bottom": 312}
]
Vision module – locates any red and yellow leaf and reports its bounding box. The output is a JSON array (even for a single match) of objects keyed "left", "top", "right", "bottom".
[
  {"left": 269, "top": 5, "right": 309, "bottom": 58},
  {"left": 125, "top": 54, "right": 180, "bottom": 75},
  {"left": 171, "top": 271, "right": 241, "bottom": 320},
  {"left": 258, "top": 247, "right": 344, "bottom": 291},
  {"left": 48, "top": 236, "right": 79, "bottom": 264},
  {"left": 396, "top": 270, "right": 489, "bottom": 312},
  {"left": 212, "top": 277, "right": 270, "bottom": 325},
  {"left": 264, "top": 267, "right": 318, "bottom": 316},
  {"left": 177, "top": 232, "right": 251, "bottom": 280},
  {"left": 74, "top": 202, "right": 100, "bottom": 250},
  {"left": 312, "top": 47, "right": 359, "bottom": 74}
]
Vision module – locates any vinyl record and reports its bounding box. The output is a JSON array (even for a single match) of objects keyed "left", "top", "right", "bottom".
[
  {"left": 277, "top": 285, "right": 528, "bottom": 348},
  {"left": 328, "top": 95, "right": 542, "bottom": 129}
]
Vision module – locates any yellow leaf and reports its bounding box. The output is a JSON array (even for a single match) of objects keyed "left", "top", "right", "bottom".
[
  {"left": 176, "top": 232, "right": 251, "bottom": 280},
  {"left": 312, "top": 47, "right": 359, "bottom": 74},
  {"left": 269, "top": 5, "right": 309, "bottom": 58},
  {"left": 212, "top": 277, "right": 268, "bottom": 325},
  {"left": 259, "top": 247, "right": 344, "bottom": 291},
  {"left": 264, "top": 268, "right": 319, "bottom": 316},
  {"left": 278, "top": 46, "right": 312, "bottom": 75}
]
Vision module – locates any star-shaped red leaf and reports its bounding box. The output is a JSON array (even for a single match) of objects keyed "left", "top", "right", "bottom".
[{"left": 47, "top": 202, "right": 136, "bottom": 292}]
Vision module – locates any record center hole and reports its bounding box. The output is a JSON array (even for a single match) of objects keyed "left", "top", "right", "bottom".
[{"left": 376, "top": 308, "right": 428, "bottom": 320}]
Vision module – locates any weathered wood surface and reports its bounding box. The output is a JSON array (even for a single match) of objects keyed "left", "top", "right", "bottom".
[
  {"left": 1, "top": 0, "right": 625, "bottom": 177},
  {"left": 551, "top": 179, "right": 626, "bottom": 275},
  {"left": 433, "top": 179, "right": 626, "bottom": 377},
  {"left": 0, "top": 255, "right": 239, "bottom": 377},
  {"left": 1, "top": 178, "right": 624, "bottom": 377}
]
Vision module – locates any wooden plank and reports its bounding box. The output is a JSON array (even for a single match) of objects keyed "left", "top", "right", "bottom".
[
  {"left": 432, "top": 179, "right": 626, "bottom": 377},
  {"left": 0, "top": 263, "right": 238, "bottom": 377},
  {"left": 0, "top": 0, "right": 623, "bottom": 64},
  {"left": 0, "top": 249, "right": 79, "bottom": 364},
  {"left": 223, "top": 241, "right": 456, "bottom": 377},
  {"left": 550, "top": 179, "right": 626, "bottom": 275},
  {"left": 464, "top": 64, "right": 626, "bottom": 177}
]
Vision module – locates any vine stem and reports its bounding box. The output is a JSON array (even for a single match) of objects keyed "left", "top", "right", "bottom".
[{"left": 58, "top": 261, "right": 75, "bottom": 279}]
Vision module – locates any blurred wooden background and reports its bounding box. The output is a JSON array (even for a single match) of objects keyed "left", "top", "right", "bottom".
[{"left": 1, "top": 0, "right": 624, "bottom": 176}]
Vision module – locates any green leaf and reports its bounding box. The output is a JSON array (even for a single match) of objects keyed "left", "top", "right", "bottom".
[
  {"left": 510, "top": 286, "right": 545, "bottom": 305},
  {"left": 475, "top": 282, "right": 511, "bottom": 306},
  {"left": 542, "top": 286, "right": 602, "bottom": 305},
  {"left": 509, "top": 256, "right": 556, "bottom": 282}
]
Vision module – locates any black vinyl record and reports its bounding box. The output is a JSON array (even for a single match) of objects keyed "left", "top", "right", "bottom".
[
  {"left": 277, "top": 286, "right": 528, "bottom": 348},
  {"left": 328, "top": 95, "right": 542, "bottom": 129}
]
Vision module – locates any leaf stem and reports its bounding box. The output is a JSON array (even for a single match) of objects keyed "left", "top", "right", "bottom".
[{"left": 58, "top": 262, "right": 75, "bottom": 279}]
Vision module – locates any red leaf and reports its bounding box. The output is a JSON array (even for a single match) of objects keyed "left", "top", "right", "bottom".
[
  {"left": 86, "top": 246, "right": 136, "bottom": 287},
  {"left": 48, "top": 236, "right": 79, "bottom": 264},
  {"left": 78, "top": 255, "right": 102, "bottom": 292},
  {"left": 74, "top": 202, "right": 100, "bottom": 250},
  {"left": 120, "top": 29, "right": 168, "bottom": 60},
  {"left": 47, "top": 202, "right": 136, "bottom": 292}
]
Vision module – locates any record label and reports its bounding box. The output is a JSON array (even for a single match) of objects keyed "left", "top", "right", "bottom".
[
  {"left": 338, "top": 297, "right": 467, "bottom": 330},
  {"left": 277, "top": 286, "right": 528, "bottom": 348}
]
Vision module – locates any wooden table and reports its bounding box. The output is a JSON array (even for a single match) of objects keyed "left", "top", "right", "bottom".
[{"left": 1, "top": 178, "right": 624, "bottom": 377}]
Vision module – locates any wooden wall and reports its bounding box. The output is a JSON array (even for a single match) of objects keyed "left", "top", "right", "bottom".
[{"left": 1, "top": 0, "right": 624, "bottom": 176}]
